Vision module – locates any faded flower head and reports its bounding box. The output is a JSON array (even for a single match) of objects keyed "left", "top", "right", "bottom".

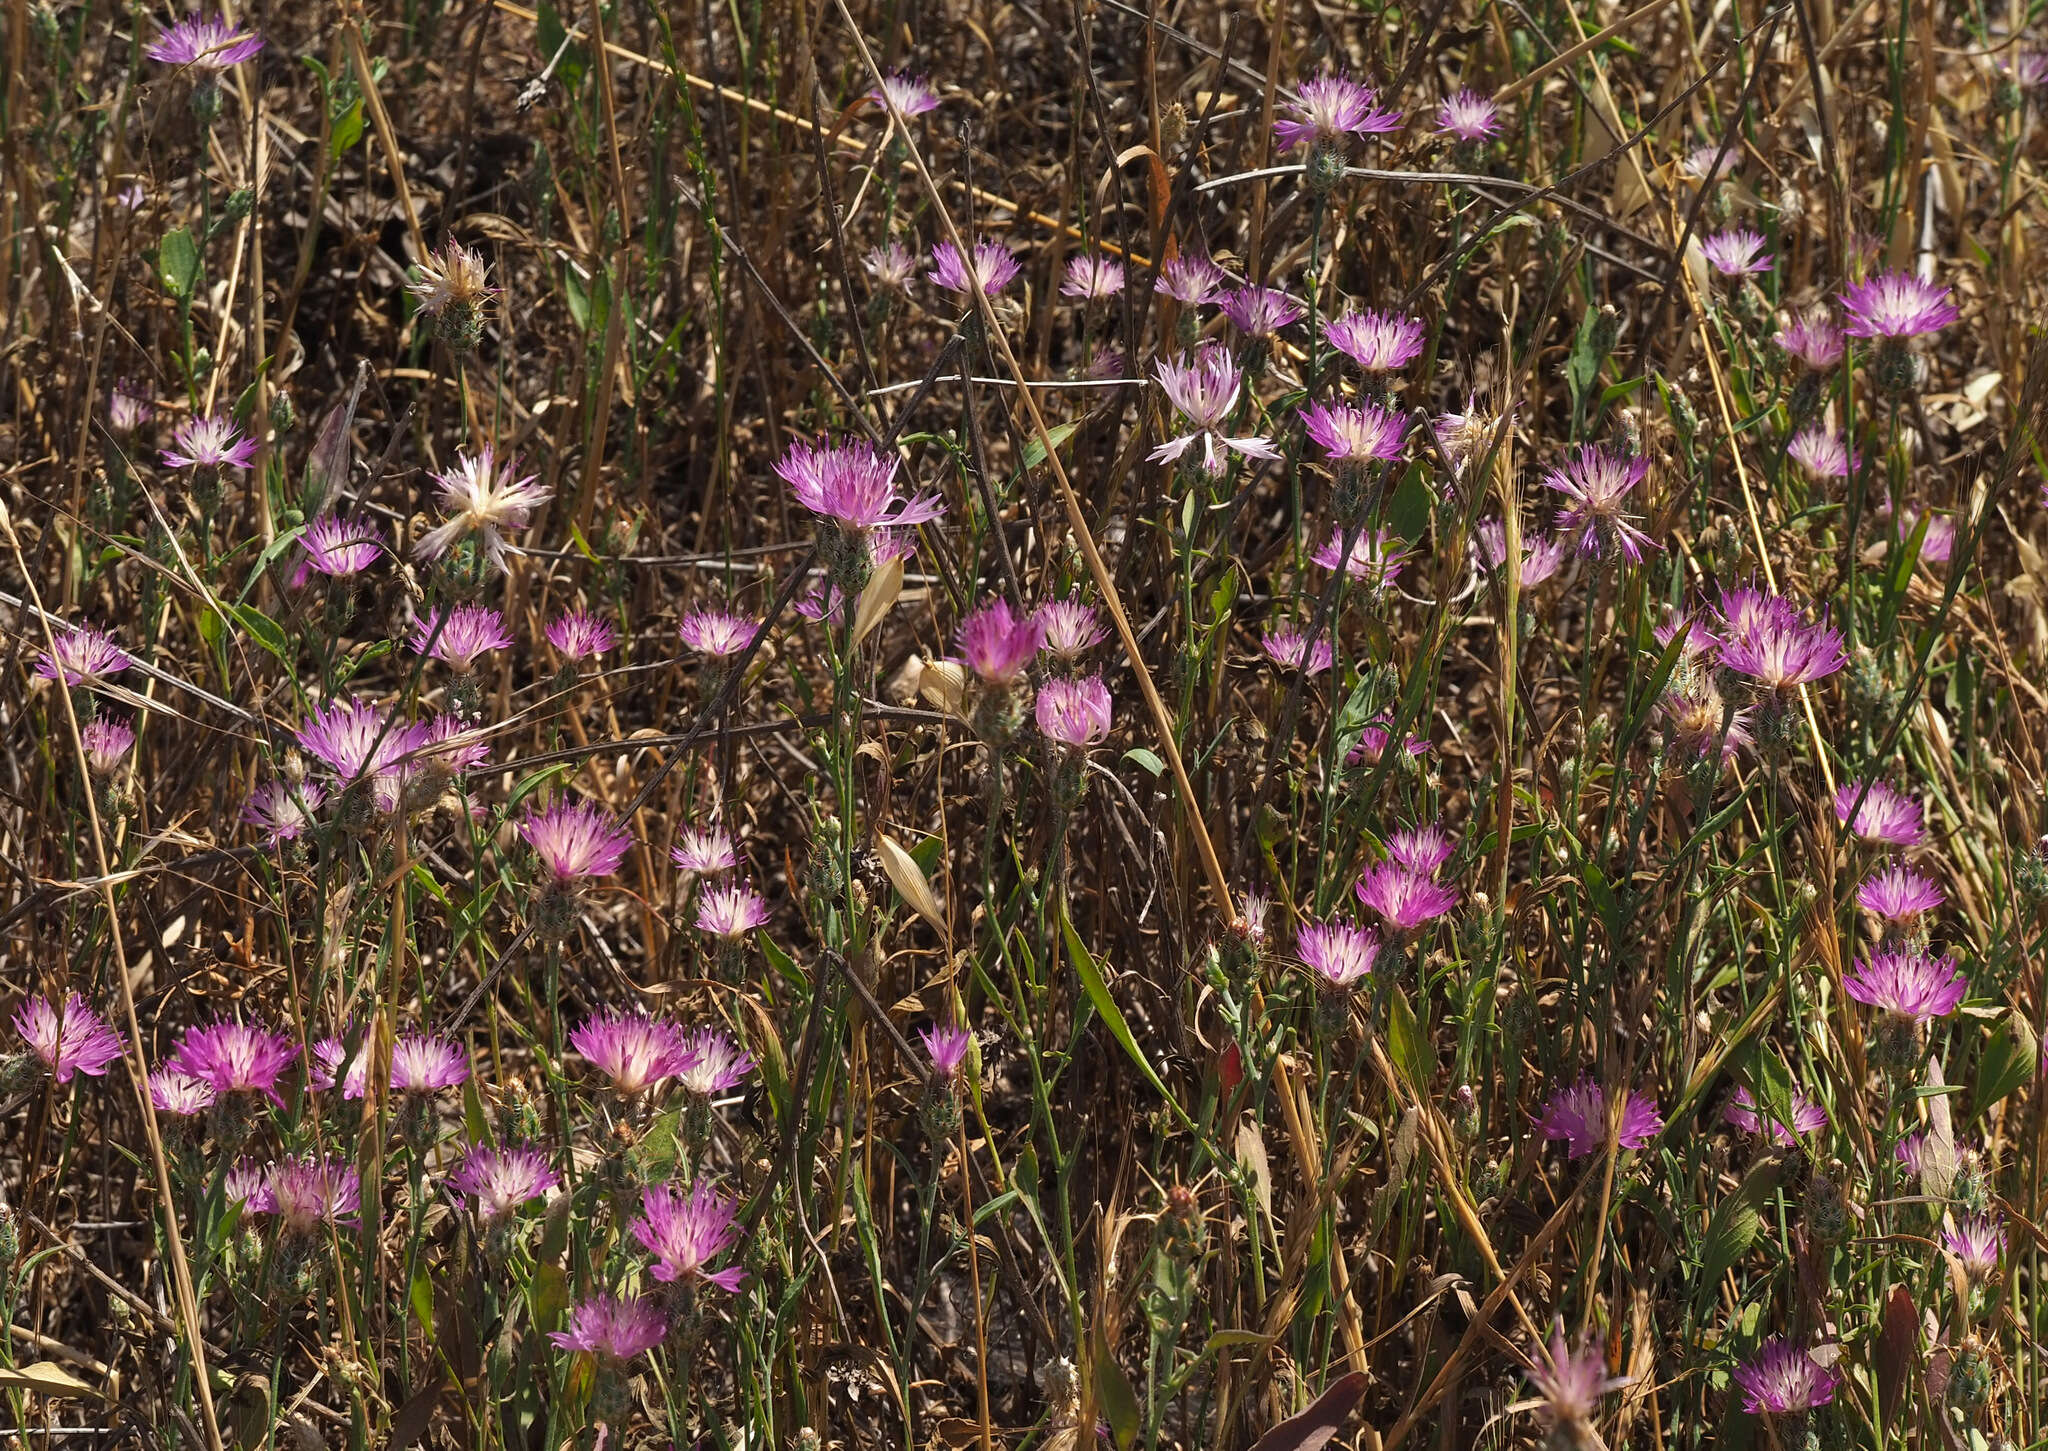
[
  {"left": 1731, "top": 1339, "right": 1842, "bottom": 1415},
  {"left": 1149, "top": 346, "right": 1277, "bottom": 474},
  {"left": 409, "top": 603, "right": 514, "bottom": 673},
  {"left": 1353, "top": 862, "right": 1458, "bottom": 936},
  {"left": 678, "top": 608, "right": 759, "bottom": 660},
  {"left": 1436, "top": 89, "right": 1500, "bottom": 141},
  {"left": 670, "top": 826, "right": 739, "bottom": 875},
  {"left": 1536, "top": 1077, "right": 1664, "bottom": 1157},
  {"left": 1296, "top": 921, "right": 1381, "bottom": 991},
  {"left": 1543, "top": 446, "right": 1656, "bottom": 562},
  {"left": 270, "top": 1156, "right": 362, "bottom": 1234},
  {"left": 80, "top": 717, "right": 135, "bottom": 776},
  {"left": 1273, "top": 73, "right": 1401, "bottom": 151},
  {"left": 35, "top": 623, "right": 133, "bottom": 687},
  {"left": 957, "top": 599, "right": 1043, "bottom": 685},
  {"left": 1834, "top": 780, "right": 1923, "bottom": 847},
  {"left": 1723, "top": 1086, "right": 1830, "bottom": 1145},
  {"left": 406, "top": 240, "right": 495, "bottom": 321},
  {"left": 570, "top": 1010, "right": 695, "bottom": 1096},
  {"left": 1525, "top": 1318, "right": 1630, "bottom": 1431},
  {"left": 864, "top": 241, "right": 919, "bottom": 293},
  {"left": 168, "top": 1019, "right": 299, "bottom": 1106},
  {"left": 1036, "top": 676, "right": 1112, "bottom": 748},
  {"left": 149, "top": 1068, "right": 215, "bottom": 1117},
  {"left": 242, "top": 780, "right": 324, "bottom": 842},
  {"left": 546, "top": 608, "right": 618, "bottom": 661},
  {"left": 1475, "top": 520, "right": 1567, "bottom": 589},
  {"left": 1787, "top": 424, "right": 1859, "bottom": 480},
  {"left": 1260, "top": 624, "right": 1334, "bottom": 676},
  {"left": 1839, "top": 269, "right": 1960, "bottom": 339},
  {"left": 519, "top": 798, "right": 632, "bottom": 884},
  {"left": 14, "top": 993, "right": 124, "bottom": 1084},
  {"left": 1776, "top": 309, "right": 1845, "bottom": 370},
  {"left": 868, "top": 71, "right": 941, "bottom": 119},
  {"left": 300, "top": 514, "right": 384, "bottom": 578},
  {"left": 677, "top": 1028, "right": 756, "bottom": 1096},
  {"left": 695, "top": 882, "right": 771, "bottom": 939},
  {"left": 1325, "top": 309, "right": 1427, "bottom": 373},
  {"left": 109, "top": 379, "right": 153, "bottom": 434},
  {"left": 1302, "top": 399, "right": 1408, "bottom": 464},
  {"left": 777, "top": 437, "right": 944, "bottom": 533},
  {"left": 1036, "top": 599, "right": 1107, "bottom": 658},
  {"left": 1219, "top": 285, "right": 1305, "bottom": 339},
  {"left": 161, "top": 413, "right": 256, "bottom": 473},
  {"left": 145, "top": 13, "right": 263, "bottom": 70},
  {"left": 927, "top": 240, "right": 1022, "bottom": 298},
  {"left": 448, "top": 1144, "right": 559, "bottom": 1221},
  {"left": 416, "top": 447, "right": 550, "bottom": 573},
  {"left": 631, "top": 1181, "right": 746, "bottom": 1290},
  {"left": 1154, "top": 253, "right": 1227, "bottom": 306},
  {"left": 549, "top": 1293, "right": 669, "bottom": 1362},
  {"left": 1844, "top": 948, "right": 1968, "bottom": 1022},
  {"left": 224, "top": 1159, "right": 274, "bottom": 1212},
  {"left": 1312, "top": 528, "right": 1408, "bottom": 587},
  {"left": 1061, "top": 255, "right": 1126, "bottom": 302},
  {"left": 1700, "top": 227, "right": 1773, "bottom": 277}
]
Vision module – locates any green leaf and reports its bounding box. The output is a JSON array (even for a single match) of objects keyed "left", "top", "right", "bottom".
[
  {"left": 230, "top": 603, "right": 291, "bottom": 662},
  {"left": 1062, "top": 908, "right": 1170, "bottom": 1105},
  {"left": 1385, "top": 984, "right": 1431, "bottom": 1092},
  {"left": 563, "top": 266, "right": 591, "bottom": 331},
  {"left": 329, "top": 97, "right": 365, "bottom": 161},
  {"left": 1617, "top": 620, "right": 1690, "bottom": 754},
  {"left": 1123, "top": 747, "right": 1165, "bottom": 778},
  {"left": 1700, "top": 1159, "right": 1780, "bottom": 1286},
  {"left": 1091, "top": 1320, "right": 1141, "bottom": 1451},
  {"left": 1020, "top": 422, "right": 1079, "bottom": 473},
  {"left": 1972, "top": 1013, "right": 2037, "bottom": 1121},
  {"left": 158, "top": 227, "right": 199, "bottom": 299},
  {"left": 1741, "top": 1046, "right": 1799, "bottom": 1146}
]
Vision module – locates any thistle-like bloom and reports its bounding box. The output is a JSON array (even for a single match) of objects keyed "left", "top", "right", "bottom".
[
  {"left": 1776, "top": 309, "right": 1845, "bottom": 370},
  {"left": 868, "top": 71, "right": 941, "bottom": 118},
  {"left": 1895, "top": 1132, "right": 1930, "bottom": 1176},
  {"left": 145, "top": 14, "right": 263, "bottom": 69},
  {"left": 1834, "top": 781, "right": 1923, "bottom": 846},
  {"left": 923, "top": 1024, "right": 974, "bottom": 1081},
  {"left": 1839, "top": 270, "right": 1960, "bottom": 339},
  {"left": 1325, "top": 309, "right": 1426, "bottom": 373},
  {"left": 571, "top": 1010, "right": 695, "bottom": 1095},
  {"left": 1385, "top": 824, "right": 1454, "bottom": 877},
  {"left": 1219, "top": 285, "right": 1305, "bottom": 339},
  {"left": 1844, "top": 949, "right": 1968, "bottom": 1021},
  {"left": 14, "top": 993, "right": 124, "bottom": 1083},
  {"left": 670, "top": 827, "right": 739, "bottom": 875},
  {"left": 1296, "top": 921, "right": 1381, "bottom": 991},
  {"left": 160, "top": 413, "right": 256, "bottom": 473},
  {"left": 1154, "top": 253, "right": 1227, "bottom": 306},
  {"left": 1700, "top": 227, "right": 1772, "bottom": 276},
  {"left": 1659, "top": 679, "right": 1751, "bottom": 763},
  {"left": 1942, "top": 1212, "right": 2004, "bottom": 1284},
  {"left": 448, "top": 1145, "right": 560, "bottom": 1221},
  {"left": 696, "top": 882, "right": 770, "bottom": 939},
  {"left": 1261, "top": 624, "right": 1334, "bottom": 676},
  {"left": 80, "top": 717, "right": 135, "bottom": 776},
  {"left": 957, "top": 599, "right": 1043, "bottom": 685},
  {"left": 1061, "top": 255, "right": 1126, "bottom": 301},
  {"left": 1347, "top": 714, "right": 1429, "bottom": 766},
  {"left": 1891, "top": 508, "right": 1956, "bottom": 565},
  {"left": 224, "top": 1159, "right": 274, "bottom": 1212},
  {"left": 1311, "top": 528, "right": 1408, "bottom": 587},
  {"left": 241, "top": 780, "right": 324, "bottom": 841},
  {"left": 109, "top": 380, "right": 153, "bottom": 434},
  {"left": 1036, "top": 599, "right": 1107, "bottom": 657},
  {"left": 415, "top": 447, "right": 551, "bottom": 572},
  {"left": 1353, "top": 862, "right": 1458, "bottom": 935},
  {"left": 864, "top": 241, "right": 918, "bottom": 292},
  {"left": 270, "top": 1156, "right": 362, "bottom": 1234},
  {"left": 1787, "top": 424, "right": 1858, "bottom": 480},
  {"left": 1149, "top": 346, "right": 1277, "bottom": 472},
  {"left": 390, "top": 1033, "right": 469, "bottom": 1094},
  {"left": 1536, "top": 1078, "right": 1664, "bottom": 1158},
  {"left": 776, "top": 437, "right": 944, "bottom": 532},
  {"left": 1716, "top": 600, "right": 1845, "bottom": 694},
  {"left": 406, "top": 240, "right": 495, "bottom": 318},
  {"left": 409, "top": 604, "right": 514, "bottom": 672},
  {"left": 149, "top": 1068, "right": 215, "bottom": 1117},
  {"left": 1731, "top": 1339, "right": 1842, "bottom": 1415},
  {"left": 168, "top": 1019, "right": 299, "bottom": 1106},
  {"left": 519, "top": 799, "right": 632, "bottom": 884},
  {"left": 34, "top": 623, "right": 132, "bottom": 687},
  {"left": 546, "top": 608, "right": 618, "bottom": 660},
  {"left": 1475, "top": 520, "right": 1568, "bottom": 589},
  {"left": 631, "top": 1181, "right": 747, "bottom": 1289},
  {"left": 1543, "top": 446, "right": 1656, "bottom": 561},
  {"left": 1273, "top": 73, "right": 1401, "bottom": 151},
  {"left": 677, "top": 1028, "right": 756, "bottom": 1096},
  {"left": 549, "top": 1293, "right": 669, "bottom": 1361},
  {"left": 300, "top": 514, "right": 384, "bottom": 578},
  {"left": 927, "top": 240, "right": 1022, "bottom": 298},
  {"left": 1723, "top": 1086, "right": 1830, "bottom": 1145},
  {"left": 1524, "top": 1319, "right": 1630, "bottom": 1433},
  {"left": 1436, "top": 89, "right": 1500, "bottom": 141},
  {"left": 677, "top": 608, "right": 759, "bottom": 659},
  {"left": 2008, "top": 50, "right": 2048, "bottom": 88},
  {"left": 1857, "top": 863, "right": 1944, "bottom": 925},
  {"left": 1301, "top": 399, "right": 1408, "bottom": 463},
  {"left": 1036, "top": 676, "right": 1112, "bottom": 748},
  {"left": 310, "top": 1036, "right": 370, "bottom": 1098}
]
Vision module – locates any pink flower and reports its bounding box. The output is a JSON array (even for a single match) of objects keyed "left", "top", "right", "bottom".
[
  {"left": 571, "top": 1010, "right": 696, "bottom": 1095},
  {"left": 927, "top": 240, "right": 1021, "bottom": 298},
  {"left": 1301, "top": 399, "right": 1408, "bottom": 463},
  {"left": 1723, "top": 1086, "right": 1829, "bottom": 1145},
  {"left": 167, "top": 1019, "right": 298, "bottom": 1106},
  {"left": 1219, "top": 285, "right": 1305, "bottom": 339},
  {"left": 1384, "top": 824, "right": 1454, "bottom": 877},
  {"left": 1325, "top": 310, "right": 1426, "bottom": 373},
  {"left": 149, "top": 1069, "right": 215, "bottom": 1117},
  {"left": 550, "top": 1293, "right": 668, "bottom": 1361},
  {"left": 161, "top": 412, "right": 257, "bottom": 473},
  {"left": 1347, "top": 714, "right": 1429, "bottom": 766},
  {"left": 1273, "top": 73, "right": 1401, "bottom": 152},
  {"left": 1536, "top": 1077, "right": 1664, "bottom": 1157},
  {"left": 678, "top": 1028, "right": 755, "bottom": 1095},
  {"left": 311, "top": 1035, "right": 369, "bottom": 1098},
  {"left": 678, "top": 608, "right": 759, "bottom": 659},
  {"left": 1154, "top": 253, "right": 1226, "bottom": 306},
  {"left": 145, "top": 15, "right": 263, "bottom": 70},
  {"left": 1543, "top": 446, "right": 1656, "bottom": 561},
  {"left": 776, "top": 437, "right": 944, "bottom": 533},
  {"left": 957, "top": 599, "right": 1043, "bottom": 684},
  {"left": 1475, "top": 521, "right": 1567, "bottom": 589},
  {"left": 34, "top": 623, "right": 132, "bottom": 687},
  {"left": 670, "top": 826, "right": 739, "bottom": 875},
  {"left": 1353, "top": 862, "right": 1457, "bottom": 935},
  {"left": 294, "top": 697, "right": 426, "bottom": 809},
  {"left": 1839, "top": 269, "right": 1959, "bottom": 339},
  {"left": 300, "top": 514, "right": 383, "bottom": 578},
  {"left": 1787, "top": 424, "right": 1859, "bottom": 480},
  {"left": 1061, "top": 255, "right": 1126, "bottom": 301},
  {"left": 631, "top": 1182, "right": 747, "bottom": 1290},
  {"left": 80, "top": 718, "right": 134, "bottom": 776},
  {"left": 546, "top": 608, "right": 618, "bottom": 660},
  {"left": 1036, "top": 599, "right": 1107, "bottom": 657},
  {"left": 224, "top": 1159, "right": 274, "bottom": 1212},
  {"left": 1436, "top": 89, "right": 1500, "bottom": 141},
  {"left": 415, "top": 447, "right": 550, "bottom": 572},
  {"left": 519, "top": 799, "right": 632, "bottom": 883},
  {"left": 1035, "top": 676, "right": 1112, "bottom": 748},
  {"left": 695, "top": 883, "right": 770, "bottom": 939},
  {"left": 1776, "top": 309, "right": 1845, "bottom": 370},
  {"left": 109, "top": 379, "right": 152, "bottom": 434},
  {"left": 409, "top": 604, "right": 514, "bottom": 672},
  {"left": 868, "top": 71, "right": 940, "bottom": 118},
  {"left": 448, "top": 1145, "right": 559, "bottom": 1221},
  {"left": 1731, "top": 1339, "right": 1841, "bottom": 1415},
  {"left": 922, "top": 1024, "right": 974, "bottom": 1080},
  {"left": 1942, "top": 1212, "right": 2004, "bottom": 1284},
  {"left": 1260, "top": 624, "right": 1333, "bottom": 676},
  {"left": 270, "top": 1156, "right": 361, "bottom": 1234},
  {"left": 14, "top": 993, "right": 124, "bottom": 1083},
  {"left": 1311, "top": 528, "right": 1407, "bottom": 586},
  {"left": 1715, "top": 592, "right": 1845, "bottom": 693},
  {"left": 1834, "top": 781, "right": 1923, "bottom": 846},
  {"left": 391, "top": 1033, "right": 469, "bottom": 1094},
  {"left": 1700, "top": 227, "right": 1773, "bottom": 276},
  {"left": 1857, "top": 863, "right": 1943, "bottom": 925},
  {"left": 1149, "top": 346, "right": 1277, "bottom": 473},
  {"left": 1844, "top": 949, "right": 1968, "bottom": 1021},
  {"left": 1296, "top": 921, "right": 1380, "bottom": 990}
]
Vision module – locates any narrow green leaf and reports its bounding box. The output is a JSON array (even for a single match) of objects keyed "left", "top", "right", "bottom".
[
  {"left": 230, "top": 603, "right": 291, "bottom": 662},
  {"left": 1972, "top": 1013, "right": 2037, "bottom": 1120},
  {"left": 1062, "top": 908, "right": 1170, "bottom": 1103},
  {"left": 1385, "top": 984, "right": 1431, "bottom": 1092}
]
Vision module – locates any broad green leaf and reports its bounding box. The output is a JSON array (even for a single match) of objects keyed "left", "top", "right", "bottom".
[
  {"left": 329, "top": 97, "right": 365, "bottom": 160},
  {"left": 1385, "top": 984, "right": 1431, "bottom": 1092},
  {"left": 1020, "top": 421, "right": 1078, "bottom": 472},
  {"left": 1091, "top": 1321, "right": 1141, "bottom": 1451},
  {"left": 1700, "top": 1159, "right": 1780, "bottom": 1286},
  {"left": 1123, "top": 747, "right": 1165, "bottom": 778},
  {"left": 158, "top": 227, "right": 199, "bottom": 299},
  {"left": 230, "top": 603, "right": 291, "bottom": 662},
  {"left": 1972, "top": 1013, "right": 2037, "bottom": 1120}
]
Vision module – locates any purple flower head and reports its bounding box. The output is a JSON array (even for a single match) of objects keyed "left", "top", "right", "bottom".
[
  {"left": 1543, "top": 446, "right": 1656, "bottom": 561},
  {"left": 2009, "top": 50, "right": 2048, "bottom": 88},
  {"left": 1036, "top": 676, "right": 1112, "bottom": 748},
  {"left": 298, "top": 513, "right": 383, "bottom": 579},
  {"left": 1311, "top": 528, "right": 1408, "bottom": 587},
  {"left": 241, "top": 780, "right": 324, "bottom": 842},
  {"left": 390, "top": 1033, "right": 469, "bottom": 1094},
  {"left": 927, "top": 240, "right": 1022, "bottom": 299},
  {"left": 1273, "top": 73, "right": 1401, "bottom": 152},
  {"left": 168, "top": 1019, "right": 298, "bottom": 1106},
  {"left": 1036, "top": 599, "right": 1107, "bottom": 658},
  {"left": 696, "top": 882, "right": 770, "bottom": 939},
  {"left": 957, "top": 599, "right": 1043, "bottom": 685},
  {"left": 145, "top": 14, "right": 263, "bottom": 70},
  {"left": 311, "top": 1036, "right": 369, "bottom": 1098},
  {"left": 632, "top": 1182, "right": 746, "bottom": 1290},
  {"left": 224, "top": 1159, "right": 274, "bottom": 1212},
  {"left": 868, "top": 71, "right": 941, "bottom": 118},
  {"left": 149, "top": 1068, "right": 215, "bottom": 1117},
  {"left": 1536, "top": 1077, "right": 1664, "bottom": 1158},
  {"left": 1061, "top": 255, "right": 1126, "bottom": 302},
  {"left": 1723, "top": 1086, "right": 1830, "bottom": 1145},
  {"left": 1384, "top": 824, "right": 1455, "bottom": 877},
  {"left": 777, "top": 437, "right": 944, "bottom": 533},
  {"left": 34, "top": 623, "right": 132, "bottom": 687},
  {"left": 409, "top": 603, "right": 513, "bottom": 672},
  {"left": 1296, "top": 921, "right": 1381, "bottom": 991},
  {"left": 1526, "top": 1319, "right": 1630, "bottom": 1430},
  {"left": 923, "top": 1024, "right": 974, "bottom": 1081},
  {"left": 161, "top": 412, "right": 256, "bottom": 473},
  {"left": 1731, "top": 1339, "right": 1842, "bottom": 1415},
  {"left": 546, "top": 608, "right": 618, "bottom": 661},
  {"left": 414, "top": 712, "right": 490, "bottom": 778},
  {"left": 1786, "top": 424, "right": 1859, "bottom": 480},
  {"left": 416, "top": 447, "right": 551, "bottom": 573},
  {"left": 1942, "top": 1211, "right": 2004, "bottom": 1283},
  {"left": 1219, "top": 285, "right": 1306, "bottom": 339},
  {"left": 1260, "top": 624, "right": 1334, "bottom": 676},
  {"left": 1896, "top": 1131, "right": 1930, "bottom": 1176},
  {"left": 519, "top": 798, "right": 631, "bottom": 884},
  {"left": 1776, "top": 310, "right": 1846, "bottom": 371},
  {"left": 571, "top": 1010, "right": 695, "bottom": 1095},
  {"left": 1325, "top": 309, "right": 1427, "bottom": 373},
  {"left": 109, "top": 380, "right": 153, "bottom": 435},
  {"left": 1839, "top": 269, "right": 1960, "bottom": 339},
  {"left": 270, "top": 1156, "right": 362, "bottom": 1234},
  {"left": 1301, "top": 399, "right": 1408, "bottom": 464},
  {"left": 1347, "top": 714, "right": 1429, "bottom": 767},
  {"left": 677, "top": 607, "right": 759, "bottom": 660},
  {"left": 1715, "top": 597, "right": 1845, "bottom": 693},
  {"left": 1353, "top": 862, "right": 1458, "bottom": 935},
  {"left": 448, "top": 1145, "right": 559, "bottom": 1221},
  {"left": 865, "top": 242, "right": 919, "bottom": 293},
  {"left": 548, "top": 1292, "right": 669, "bottom": 1362},
  {"left": 1834, "top": 781, "right": 1923, "bottom": 847},
  {"left": 1475, "top": 521, "right": 1567, "bottom": 589},
  {"left": 1844, "top": 949, "right": 1968, "bottom": 1022},
  {"left": 14, "top": 993, "right": 124, "bottom": 1083},
  {"left": 1149, "top": 346, "right": 1277, "bottom": 474},
  {"left": 1857, "top": 863, "right": 1943, "bottom": 925},
  {"left": 1659, "top": 679, "right": 1752, "bottom": 763},
  {"left": 677, "top": 1028, "right": 756, "bottom": 1095},
  {"left": 670, "top": 826, "right": 739, "bottom": 875},
  {"left": 1154, "top": 253, "right": 1227, "bottom": 306},
  {"left": 1890, "top": 508, "right": 1955, "bottom": 565},
  {"left": 1436, "top": 89, "right": 1500, "bottom": 141},
  {"left": 1700, "top": 227, "right": 1773, "bottom": 277},
  {"left": 80, "top": 717, "right": 134, "bottom": 776}
]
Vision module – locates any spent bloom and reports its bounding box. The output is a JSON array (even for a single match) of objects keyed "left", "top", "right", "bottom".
[
  {"left": 1219, "top": 285, "right": 1306, "bottom": 339},
  {"left": 776, "top": 437, "right": 944, "bottom": 533},
  {"left": 1857, "top": 863, "right": 1944, "bottom": 925},
  {"left": 1436, "top": 89, "right": 1500, "bottom": 141},
  {"left": 241, "top": 780, "right": 324, "bottom": 842},
  {"left": 409, "top": 604, "right": 513, "bottom": 672},
  {"left": 677, "top": 608, "right": 759, "bottom": 659},
  {"left": 416, "top": 447, "right": 550, "bottom": 572},
  {"left": 1036, "top": 599, "right": 1107, "bottom": 658},
  {"left": 1699, "top": 227, "right": 1773, "bottom": 276},
  {"left": 1301, "top": 399, "right": 1408, "bottom": 464},
  {"left": 300, "top": 514, "right": 384, "bottom": 578},
  {"left": 923, "top": 1024, "right": 974, "bottom": 1081},
  {"left": 1787, "top": 424, "right": 1859, "bottom": 480},
  {"left": 390, "top": 1034, "right": 469, "bottom": 1094},
  {"left": 1312, "top": 528, "right": 1408, "bottom": 587},
  {"left": 1325, "top": 309, "right": 1427, "bottom": 373},
  {"left": 864, "top": 242, "right": 918, "bottom": 293},
  {"left": 407, "top": 239, "right": 494, "bottom": 319},
  {"left": 571, "top": 1010, "right": 695, "bottom": 1096},
  {"left": 80, "top": 717, "right": 134, "bottom": 776},
  {"left": 520, "top": 799, "right": 631, "bottom": 884},
  {"left": 1524, "top": 1319, "right": 1630, "bottom": 1433},
  {"left": 109, "top": 379, "right": 153, "bottom": 434},
  {"left": 1943, "top": 1212, "right": 2005, "bottom": 1284},
  {"left": 1353, "top": 862, "right": 1458, "bottom": 936},
  {"left": 224, "top": 1159, "right": 274, "bottom": 1213},
  {"left": 1149, "top": 346, "right": 1277, "bottom": 473},
  {"left": 1536, "top": 1077, "right": 1664, "bottom": 1157},
  {"left": 1036, "top": 676, "right": 1113, "bottom": 748},
  {"left": 1261, "top": 624, "right": 1334, "bottom": 676},
  {"left": 677, "top": 1028, "right": 756, "bottom": 1096},
  {"left": 670, "top": 827, "right": 740, "bottom": 875},
  {"left": 1723, "top": 1086, "right": 1830, "bottom": 1145},
  {"left": 1776, "top": 309, "right": 1846, "bottom": 370},
  {"left": 927, "top": 240, "right": 1021, "bottom": 298},
  {"left": 449, "top": 1145, "right": 559, "bottom": 1221},
  {"left": 149, "top": 1069, "right": 215, "bottom": 1117},
  {"left": 1543, "top": 446, "right": 1656, "bottom": 561},
  {"left": 1839, "top": 269, "right": 1960, "bottom": 339},
  {"left": 1844, "top": 949, "right": 1969, "bottom": 1022},
  {"left": 1834, "top": 780, "right": 1923, "bottom": 846},
  {"left": 270, "top": 1156, "right": 362, "bottom": 1234},
  {"left": 696, "top": 882, "right": 771, "bottom": 939},
  {"left": 632, "top": 1182, "right": 746, "bottom": 1290},
  {"left": 34, "top": 623, "right": 132, "bottom": 687},
  {"left": 550, "top": 1293, "right": 668, "bottom": 1362},
  {"left": 1731, "top": 1339, "right": 1843, "bottom": 1415},
  {"left": 957, "top": 599, "right": 1043, "bottom": 685},
  {"left": 1296, "top": 921, "right": 1381, "bottom": 991},
  {"left": 1061, "top": 255, "right": 1126, "bottom": 301},
  {"left": 546, "top": 608, "right": 618, "bottom": 661},
  {"left": 14, "top": 993, "right": 124, "bottom": 1083},
  {"left": 868, "top": 71, "right": 941, "bottom": 118},
  {"left": 145, "top": 14, "right": 263, "bottom": 70},
  {"left": 161, "top": 413, "right": 256, "bottom": 473},
  {"left": 1273, "top": 73, "right": 1401, "bottom": 151},
  {"left": 168, "top": 1019, "right": 299, "bottom": 1106},
  {"left": 1154, "top": 253, "right": 1227, "bottom": 306}
]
